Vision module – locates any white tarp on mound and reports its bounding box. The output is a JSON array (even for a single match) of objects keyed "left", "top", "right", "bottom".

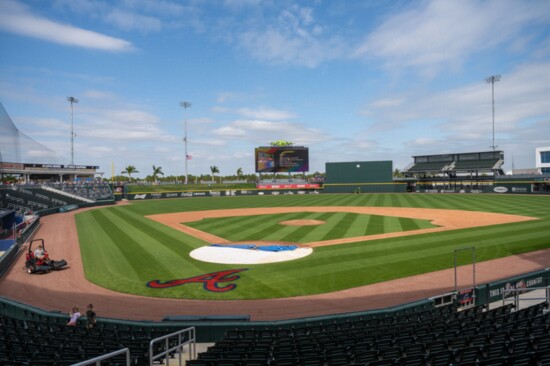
[{"left": 190, "top": 246, "right": 313, "bottom": 264}]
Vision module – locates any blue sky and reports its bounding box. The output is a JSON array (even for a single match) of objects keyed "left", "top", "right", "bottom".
[{"left": 1, "top": 0, "right": 549, "bottom": 178}]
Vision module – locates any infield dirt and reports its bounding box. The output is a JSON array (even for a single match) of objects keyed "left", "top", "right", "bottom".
[{"left": 147, "top": 206, "right": 536, "bottom": 247}]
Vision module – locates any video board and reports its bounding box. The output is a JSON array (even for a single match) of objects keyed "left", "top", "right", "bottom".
[{"left": 255, "top": 146, "right": 309, "bottom": 173}]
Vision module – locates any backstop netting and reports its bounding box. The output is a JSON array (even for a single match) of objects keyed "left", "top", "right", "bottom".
[{"left": 0, "top": 102, "right": 59, "bottom": 164}]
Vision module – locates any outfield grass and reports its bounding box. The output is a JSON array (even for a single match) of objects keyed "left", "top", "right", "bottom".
[{"left": 76, "top": 194, "right": 550, "bottom": 300}]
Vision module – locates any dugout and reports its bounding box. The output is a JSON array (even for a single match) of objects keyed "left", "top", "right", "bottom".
[{"left": 323, "top": 161, "right": 406, "bottom": 193}]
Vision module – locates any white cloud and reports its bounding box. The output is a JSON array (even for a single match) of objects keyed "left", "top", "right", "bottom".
[
  {"left": 212, "top": 106, "right": 296, "bottom": 120},
  {"left": 236, "top": 107, "right": 295, "bottom": 120},
  {"left": 362, "top": 61, "right": 550, "bottom": 167},
  {"left": 212, "top": 119, "right": 327, "bottom": 146},
  {"left": 211, "top": 125, "right": 247, "bottom": 137},
  {"left": 82, "top": 89, "right": 117, "bottom": 100},
  {"left": 24, "top": 117, "right": 68, "bottom": 131},
  {"left": 0, "top": 0, "right": 134, "bottom": 52},
  {"left": 237, "top": 5, "right": 345, "bottom": 67},
  {"left": 354, "top": 0, "right": 550, "bottom": 75},
  {"left": 105, "top": 9, "right": 162, "bottom": 33},
  {"left": 79, "top": 109, "right": 176, "bottom": 142}
]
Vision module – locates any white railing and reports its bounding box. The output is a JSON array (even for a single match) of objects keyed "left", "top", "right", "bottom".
[
  {"left": 501, "top": 286, "right": 550, "bottom": 310},
  {"left": 41, "top": 185, "right": 94, "bottom": 203},
  {"left": 36, "top": 193, "right": 51, "bottom": 201},
  {"left": 149, "top": 327, "right": 196, "bottom": 365},
  {"left": 71, "top": 348, "right": 130, "bottom": 366}
]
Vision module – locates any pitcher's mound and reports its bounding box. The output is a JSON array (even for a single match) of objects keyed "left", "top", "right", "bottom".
[{"left": 190, "top": 243, "right": 313, "bottom": 264}]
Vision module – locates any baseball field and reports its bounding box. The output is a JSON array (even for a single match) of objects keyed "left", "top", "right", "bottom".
[{"left": 75, "top": 193, "right": 550, "bottom": 301}]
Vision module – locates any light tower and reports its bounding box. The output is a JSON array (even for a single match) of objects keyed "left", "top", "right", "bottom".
[
  {"left": 484, "top": 75, "right": 501, "bottom": 151},
  {"left": 180, "top": 101, "right": 192, "bottom": 184},
  {"left": 67, "top": 96, "right": 79, "bottom": 165}
]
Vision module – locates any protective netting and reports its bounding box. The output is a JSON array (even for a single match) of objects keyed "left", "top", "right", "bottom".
[{"left": 0, "top": 102, "right": 59, "bottom": 164}]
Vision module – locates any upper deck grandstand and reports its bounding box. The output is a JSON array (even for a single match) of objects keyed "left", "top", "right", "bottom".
[{"left": 404, "top": 150, "right": 504, "bottom": 177}]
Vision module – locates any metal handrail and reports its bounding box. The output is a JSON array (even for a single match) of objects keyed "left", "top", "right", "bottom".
[
  {"left": 501, "top": 286, "right": 550, "bottom": 309},
  {"left": 149, "top": 327, "right": 196, "bottom": 366},
  {"left": 71, "top": 348, "right": 130, "bottom": 366}
]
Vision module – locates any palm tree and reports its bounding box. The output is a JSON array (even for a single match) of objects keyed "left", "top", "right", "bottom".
[
  {"left": 121, "top": 165, "right": 139, "bottom": 181},
  {"left": 152, "top": 165, "right": 164, "bottom": 183},
  {"left": 236, "top": 167, "right": 243, "bottom": 181},
  {"left": 210, "top": 165, "right": 219, "bottom": 183}
]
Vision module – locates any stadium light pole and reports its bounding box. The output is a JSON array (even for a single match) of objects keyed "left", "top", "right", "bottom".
[
  {"left": 67, "top": 96, "right": 79, "bottom": 166},
  {"left": 180, "top": 101, "right": 192, "bottom": 184},
  {"left": 485, "top": 75, "right": 501, "bottom": 151}
]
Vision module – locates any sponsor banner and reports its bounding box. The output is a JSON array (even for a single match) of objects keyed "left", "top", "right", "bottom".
[
  {"left": 485, "top": 271, "right": 548, "bottom": 303},
  {"left": 256, "top": 183, "right": 320, "bottom": 189},
  {"left": 511, "top": 187, "right": 529, "bottom": 193},
  {"left": 493, "top": 186, "right": 508, "bottom": 193},
  {"left": 0, "top": 162, "right": 24, "bottom": 169},
  {"left": 129, "top": 191, "right": 212, "bottom": 200},
  {"left": 128, "top": 188, "right": 322, "bottom": 200},
  {"left": 457, "top": 288, "right": 475, "bottom": 307}
]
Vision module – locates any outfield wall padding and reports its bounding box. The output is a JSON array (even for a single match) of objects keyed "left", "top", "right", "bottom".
[
  {"left": 323, "top": 183, "right": 407, "bottom": 194},
  {"left": 126, "top": 189, "right": 321, "bottom": 200},
  {"left": 326, "top": 161, "right": 393, "bottom": 184}
]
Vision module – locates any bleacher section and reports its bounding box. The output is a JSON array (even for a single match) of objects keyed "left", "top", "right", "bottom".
[
  {"left": 189, "top": 302, "right": 550, "bottom": 366},
  {"left": 0, "top": 187, "right": 82, "bottom": 213},
  {"left": 0, "top": 183, "right": 113, "bottom": 214},
  {"left": 405, "top": 162, "right": 450, "bottom": 173},
  {"left": 0, "top": 314, "right": 182, "bottom": 365},
  {"left": 405, "top": 151, "right": 504, "bottom": 176},
  {"left": 44, "top": 182, "right": 113, "bottom": 201},
  {"left": 453, "top": 159, "right": 501, "bottom": 171}
]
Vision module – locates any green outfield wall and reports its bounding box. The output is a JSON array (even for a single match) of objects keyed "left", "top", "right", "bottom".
[{"left": 323, "top": 161, "right": 405, "bottom": 193}]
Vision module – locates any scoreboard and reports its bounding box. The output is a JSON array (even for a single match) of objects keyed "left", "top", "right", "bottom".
[{"left": 255, "top": 146, "right": 309, "bottom": 173}]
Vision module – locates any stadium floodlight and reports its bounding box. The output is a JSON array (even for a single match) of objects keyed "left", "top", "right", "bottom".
[
  {"left": 484, "top": 75, "right": 501, "bottom": 151},
  {"left": 180, "top": 101, "right": 192, "bottom": 184},
  {"left": 67, "top": 97, "right": 79, "bottom": 166}
]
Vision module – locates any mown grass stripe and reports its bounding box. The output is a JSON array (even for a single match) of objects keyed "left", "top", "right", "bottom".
[
  {"left": 76, "top": 193, "right": 550, "bottom": 300},
  {"left": 364, "top": 214, "right": 385, "bottom": 235}
]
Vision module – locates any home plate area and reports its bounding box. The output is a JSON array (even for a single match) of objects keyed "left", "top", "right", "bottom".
[{"left": 190, "top": 243, "right": 313, "bottom": 264}]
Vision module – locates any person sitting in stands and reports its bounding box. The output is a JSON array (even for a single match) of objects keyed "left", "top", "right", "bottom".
[
  {"left": 67, "top": 307, "right": 81, "bottom": 326},
  {"left": 86, "top": 304, "right": 97, "bottom": 329}
]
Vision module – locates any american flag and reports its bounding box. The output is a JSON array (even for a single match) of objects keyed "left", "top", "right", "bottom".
[{"left": 186, "top": 155, "right": 193, "bottom": 160}]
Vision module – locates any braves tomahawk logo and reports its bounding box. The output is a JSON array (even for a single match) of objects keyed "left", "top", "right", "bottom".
[{"left": 146, "top": 269, "right": 248, "bottom": 292}]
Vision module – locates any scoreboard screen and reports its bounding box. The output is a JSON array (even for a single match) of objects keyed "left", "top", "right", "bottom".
[{"left": 255, "top": 146, "right": 309, "bottom": 173}]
